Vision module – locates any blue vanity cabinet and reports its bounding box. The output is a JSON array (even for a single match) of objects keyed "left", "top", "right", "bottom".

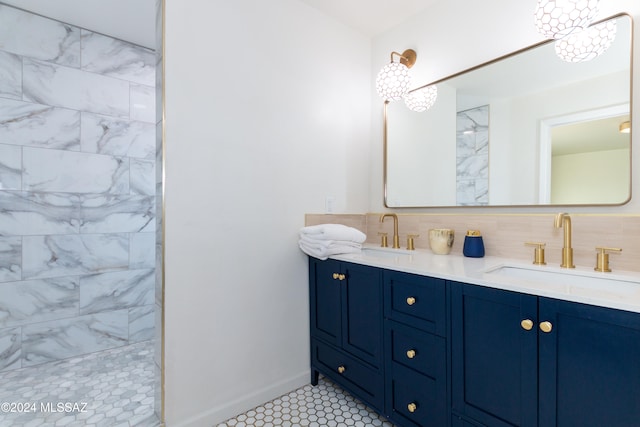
[
  {"left": 309, "top": 257, "right": 385, "bottom": 412},
  {"left": 384, "top": 270, "right": 448, "bottom": 427},
  {"left": 452, "top": 281, "right": 640, "bottom": 427}
]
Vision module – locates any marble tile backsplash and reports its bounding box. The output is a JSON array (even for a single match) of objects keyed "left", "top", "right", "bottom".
[
  {"left": 0, "top": 5, "right": 156, "bottom": 372},
  {"left": 305, "top": 213, "right": 640, "bottom": 273}
]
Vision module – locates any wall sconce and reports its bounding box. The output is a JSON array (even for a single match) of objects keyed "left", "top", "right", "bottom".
[
  {"left": 619, "top": 121, "right": 631, "bottom": 134},
  {"left": 554, "top": 19, "right": 616, "bottom": 62},
  {"left": 375, "top": 49, "right": 416, "bottom": 101},
  {"left": 404, "top": 85, "right": 438, "bottom": 112},
  {"left": 534, "top": 0, "right": 600, "bottom": 39}
]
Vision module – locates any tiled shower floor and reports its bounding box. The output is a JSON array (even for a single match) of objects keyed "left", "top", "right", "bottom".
[
  {"left": 217, "top": 376, "right": 395, "bottom": 427},
  {"left": 0, "top": 340, "right": 159, "bottom": 427}
]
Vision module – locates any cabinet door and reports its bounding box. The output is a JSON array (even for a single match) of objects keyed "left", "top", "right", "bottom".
[
  {"left": 342, "top": 262, "right": 383, "bottom": 367},
  {"left": 309, "top": 258, "right": 342, "bottom": 346},
  {"left": 538, "top": 298, "right": 640, "bottom": 427},
  {"left": 451, "top": 282, "right": 538, "bottom": 427}
]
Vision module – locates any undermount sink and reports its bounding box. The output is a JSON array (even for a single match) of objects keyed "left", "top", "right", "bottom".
[
  {"left": 361, "top": 246, "right": 415, "bottom": 259},
  {"left": 483, "top": 263, "right": 640, "bottom": 297}
]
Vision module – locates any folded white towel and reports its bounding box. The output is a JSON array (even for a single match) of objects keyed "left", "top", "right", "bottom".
[
  {"left": 299, "top": 224, "right": 366, "bottom": 243},
  {"left": 298, "top": 237, "right": 362, "bottom": 260}
]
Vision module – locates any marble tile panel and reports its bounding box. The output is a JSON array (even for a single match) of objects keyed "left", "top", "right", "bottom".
[
  {"left": 154, "top": 303, "right": 162, "bottom": 366},
  {"left": 130, "top": 84, "right": 156, "bottom": 123},
  {"left": 79, "top": 194, "right": 154, "bottom": 233},
  {"left": 23, "top": 59, "right": 129, "bottom": 118},
  {"left": 131, "top": 159, "right": 156, "bottom": 195},
  {"left": 0, "top": 144, "right": 21, "bottom": 190},
  {"left": 456, "top": 154, "right": 489, "bottom": 180},
  {"left": 0, "top": 5, "right": 81, "bottom": 67},
  {"left": 0, "top": 326, "right": 21, "bottom": 371},
  {"left": 79, "top": 269, "right": 154, "bottom": 315},
  {"left": 22, "top": 147, "right": 130, "bottom": 194},
  {"left": 0, "top": 277, "right": 79, "bottom": 328},
  {"left": 0, "top": 236, "right": 21, "bottom": 283},
  {"left": 131, "top": 233, "right": 156, "bottom": 270},
  {"left": 0, "top": 98, "right": 81, "bottom": 150},
  {"left": 0, "top": 50, "right": 22, "bottom": 100},
  {"left": 21, "top": 310, "right": 128, "bottom": 367},
  {"left": 22, "top": 234, "right": 129, "bottom": 280},
  {"left": 0, "top": 191, "right": 80, "bottom": 236},
  {"left": 81, "top": 30, "right": 155, "bottom": 86},
  {"left": 81, "top": 112, "right": 155, "bottom": 159},
  {"left": 129, "top": 304, "right": 154, "bottom": 342}
]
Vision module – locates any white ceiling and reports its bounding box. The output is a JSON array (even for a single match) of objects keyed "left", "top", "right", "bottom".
[{"left": 0, "top": 0, "right": 440, "bottom": 51}]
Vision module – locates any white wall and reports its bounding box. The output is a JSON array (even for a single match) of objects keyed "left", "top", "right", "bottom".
[
  {"left": 163, "top": 0, "right": 371, "bottom": 425},
  {"left": 371, "top": 0, "right": 640, "bottom": 214}
]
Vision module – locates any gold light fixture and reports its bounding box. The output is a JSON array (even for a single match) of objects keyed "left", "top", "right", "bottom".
[
  {"left": 555, "top": 19, "right": 617, "bottom": 62},
  {"left": 619, "top": 121, "right": 631, "bottom": 133},
  {"left": 375, "top": 49, "right": 416, "bottom": 101},
  {"left": 534, "top": 0, "right": 600, "bottom": 39}
]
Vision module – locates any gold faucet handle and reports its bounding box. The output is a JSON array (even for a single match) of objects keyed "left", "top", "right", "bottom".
[
  {"left": 594, "top": 247, "right": 622, "bottom": 272},
  {"left": 378, "top": 232, "right": 388, "bottom": 248},
  {"left": 406, "top": 234, "right": 419, "bottom": 251},
  {"left": 525, "top": 242, "right": 546, "bottom": 265}
]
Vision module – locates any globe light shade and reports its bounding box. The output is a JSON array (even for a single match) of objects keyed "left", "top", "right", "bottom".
[
  {"left": 555, "top": 20, "right": 617, "bottom": 62},
  {"left": 404, "top": 85, "right": 438, "bottom": 112},
  {"left": 534, "top": 0, "right": 600, "bottom": 39},
  {"left": 376, "top": 62, "right": 412, "bottom": 101}
]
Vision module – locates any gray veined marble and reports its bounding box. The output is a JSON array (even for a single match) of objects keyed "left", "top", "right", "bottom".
[
  {"left": 456, "top": 155, "right": 489, "bottom": 180},
  {"left": 0, "top": 144, "right": 21, "bottom": 190},
  {"left": 131, "top": 159, "right": 156, "bottom": 196},
  {"left": 23, "top": 58, "right": 130, "bottom": 118},
  {"left": 81, "top": 30, "right": 155, "bottom": 86},
  {"left": 0, "top": 236, "right": 21, "bottom": 283},
  {"left": 0, "top": 98, "right": 81, "bottom": 151},
  {"left": 22, "top": 147, "right": 130, "bottom": 194},
  {"left": 0, "top": 277, "right": 79, "bottom": 328},
  {"left": 79, "top": 194, "right": 155, "bottom": 233},
  {"left": 80, "top": 269, "right": 154, "bottom": 315},
  {"left": 130, "top": 84, "right": 156, "bottom": 124},
  {"left": 131, "top": 233, "right": 156, "bottom": 270},
  {"left": 22, "top": 234, "right": 129, "bottom": 280},
  {"left": 21, "top": 310, "right": 129, "bottom": 367},
  {"left": 81, "top": 112, "right": 156, "bottom": 159},
  {"left": 0, "top": 5, "right": 81, "bottom": 67},
  {"left": 0, "top": 191, "right": 80, "bottom": 236},
  {"left": 129, "top": 304, "right": 155, "bottom": 343},
  {"left": 0, "top": 327, "right": 21, "bottom": 371},
  {"left": 0, "top": 50, "right": 22, "bottom": 100}
]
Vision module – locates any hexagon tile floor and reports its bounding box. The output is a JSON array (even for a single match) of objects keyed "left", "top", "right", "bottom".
[
  {"left": 0, "top": 340, "right": 159, "bottom": 427},
  {"left": 217, "top": 376, "right": 395, "bottom": 427}
]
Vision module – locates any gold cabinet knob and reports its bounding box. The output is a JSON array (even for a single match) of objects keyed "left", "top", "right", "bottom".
[
  {"left": 521, "top": 319, "right": 534, "bottom": 331},
  {"left": 332, "top": 273, "right": 339, "bottom": 279},
  {"left": 407, "top": 402, "right": 417, "bottom": 413},
  {"left": 406, "top": 349, "right": 416, "bottom": 359},
  {"left": 406, "top": 297, "right": 416, "bottom": 306},
  {"left": 539, "top": 321, "right": 553, "bottom": 333},
  {"left": 337, "top": 365, "right": 346, "bottom": 374},
  {"left": 338, "top": 274, "right": 345, "bottom": 281}
]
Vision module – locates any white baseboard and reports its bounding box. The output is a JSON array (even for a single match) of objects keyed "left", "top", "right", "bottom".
[{"left": 169, "top": 370, "right": 310, "bottom": 427}]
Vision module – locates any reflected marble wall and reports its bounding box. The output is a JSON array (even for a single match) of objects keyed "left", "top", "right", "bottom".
[
  {"left": 0, "top": 5, "right": 156, "bottom": 371},
  {"left": 456, "top": 105, "right": 489, "bottom": 205}
]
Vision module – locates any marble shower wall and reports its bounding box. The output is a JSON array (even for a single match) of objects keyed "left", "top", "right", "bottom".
[
  {"left": 0, "top": 5, "right": 156, "bottom": 372},
  {"left": 456, "top": 105, "right": 489, "bottom": 205}
]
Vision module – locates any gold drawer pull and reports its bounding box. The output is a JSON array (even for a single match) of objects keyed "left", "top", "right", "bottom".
[
  {"left": 332, "top": 273, "right": 339, "bottom": 279},
  {"left": 338, "top": 274, "right": 345, "bottom": 281},
  {"left": 539, "top": 321, "right": 553, "bottom": 333},
  {"left": 407, "top": 402, "right": 417, "bottom": 413},
  {"left": 521, "top": 319, "right": 534, "bottom": 331},
  {"left": 337, "top": 365, "right": 346, "bottom": 374},
  {"left": 406, "top": 297, "right": 416, "bottom": 306},
  {"left": 406, "top": 349, "right": 416, "bottom": 359}
]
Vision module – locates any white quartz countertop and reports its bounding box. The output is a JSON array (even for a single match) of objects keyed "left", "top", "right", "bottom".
[{"left": 330, "top": 244, "right": 640, "bottom": 314}]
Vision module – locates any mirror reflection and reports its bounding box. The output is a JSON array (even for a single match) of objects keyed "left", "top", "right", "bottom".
[{"left": 384, "top": 14, "right": 632, "bottom": 208}]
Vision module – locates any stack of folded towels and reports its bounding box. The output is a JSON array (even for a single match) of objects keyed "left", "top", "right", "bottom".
[{"left": 299, "top": 224, "right": 367, "bottom": 260}]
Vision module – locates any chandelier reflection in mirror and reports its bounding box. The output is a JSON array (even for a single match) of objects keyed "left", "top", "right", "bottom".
[
  {"left": 404, "top": 85, "right": 438, "bottom": 112},
  {"left": 534, "top": 0, "right": 600, "bottom": 39},
  {"left": 555, "top": 19, "right": 617, "bottom": 62}
]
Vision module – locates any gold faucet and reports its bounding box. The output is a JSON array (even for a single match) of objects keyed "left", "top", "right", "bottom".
[
  {"left": 554, "top": 213, "right": 575, "bottom": 268},
  {"left": 380, "top": 213, "right": 400, "bottom": 249}
]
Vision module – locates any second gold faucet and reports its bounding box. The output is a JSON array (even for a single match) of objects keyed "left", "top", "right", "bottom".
[
  {"left": 554, "top": 213, "right": 575, "bottom": 268},
  {"left": 380, "top": 213, "right": 400, "bottom": 249}
]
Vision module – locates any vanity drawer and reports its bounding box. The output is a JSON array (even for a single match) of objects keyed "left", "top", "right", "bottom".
[
  {"left": 388, "top": 362, "right": 447, "bottom": 427},
  {"left": 384, "top": 270, "right": 447, "bottom": 336},
  {"left": 388, "top": 320, "right": 446, "bottom": 379},
  {"left": 311, "top": 339, "right": 383, "bottom": 411}
]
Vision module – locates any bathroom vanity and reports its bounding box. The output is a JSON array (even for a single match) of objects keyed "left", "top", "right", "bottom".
[{"left": 308, "top": 247, "right": 640, "bottom": 427}]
